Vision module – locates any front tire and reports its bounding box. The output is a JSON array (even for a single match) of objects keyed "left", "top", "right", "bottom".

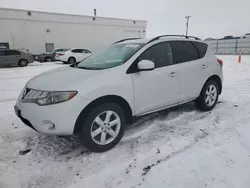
[
  {"left": 18, "top": 59, "right": 28, "bottom": 67},
  {"left": 77, "top": 103, "right": 126, "bottom": 152},
  {"left": 195, "top": 80, "right": 219, "bottom": 111}
]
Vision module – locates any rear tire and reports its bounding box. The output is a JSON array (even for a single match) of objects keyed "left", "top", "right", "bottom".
[
  {"left": 195, "top": 80, "right": 219, "bottom": 111},
  {"left": 45, "top": 57, "right": 52, "bottom": 62},
  {"left": 68, "top": 57, "right": 76, "bottom": 64},
  {"left": 18, "top": 59, "right": 28, "bottom": 67},
  {"left": 77, "top": 103, "right": 126, "bottom": 152}
]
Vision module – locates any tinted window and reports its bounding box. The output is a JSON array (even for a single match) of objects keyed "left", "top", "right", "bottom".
[
  {"left": 83, "top": 49, "right": 91, "bottom": 53},
  {"left": 0, "top": 50, "right": 6, "bottom": 56},
  {"left": 171, "top": 41, "right": 199, "bottom": 63},
  {"left": 71, "top": 49, "right": 83, "bottom": 53},
  {"left": 6, "top": 50, "right": 21, "bottom": 56},
  {"left": 193, "top": 42, "right": 208, "bottom": 58},
  {"left": 137, "top": 42, "right": 173, "bottom": 68}
]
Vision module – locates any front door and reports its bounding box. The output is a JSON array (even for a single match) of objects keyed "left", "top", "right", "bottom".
[{"left": 132, "top": 42, "right": 179, "bottom": 115}]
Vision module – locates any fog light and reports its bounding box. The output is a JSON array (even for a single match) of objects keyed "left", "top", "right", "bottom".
[{"left": 42, "top": 121, "right": 55, "bottom": 130}]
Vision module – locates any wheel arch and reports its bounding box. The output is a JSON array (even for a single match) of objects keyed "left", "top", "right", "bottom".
[
  {"left": 73, "top": 95, "right": 133, "bottom": 134},
  {"left": 68, "top": 56, "right": 76, "bottom": 61},
  {"left": 204, "top": 75, "right": 222, "bottom": 94}
]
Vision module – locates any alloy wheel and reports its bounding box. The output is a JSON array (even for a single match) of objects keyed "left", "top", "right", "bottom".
[
  {"left": 205, "top": 85, "right": 217, "bottom": 106},
  {"left": 90, "top": 111, "right": 121, "bottom": 145}
]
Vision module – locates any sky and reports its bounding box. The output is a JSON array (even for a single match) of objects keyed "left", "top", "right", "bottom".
[{"left": 1, "top": 0, "right": 250, "bottom": 39}]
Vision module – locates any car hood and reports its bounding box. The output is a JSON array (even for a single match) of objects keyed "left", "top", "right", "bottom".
[{"left": 26, "top": 66, "right": 109, "bottom": 91}]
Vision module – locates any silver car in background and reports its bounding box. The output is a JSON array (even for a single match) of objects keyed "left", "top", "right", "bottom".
[{"left": 0, "top": 49, "right": 33, "bottom": 67}]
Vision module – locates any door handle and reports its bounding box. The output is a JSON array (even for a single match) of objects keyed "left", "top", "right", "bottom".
[
  {"left": 202, "top": 64, "right": 207, "bottom": 69},
  {"left": 169, "top": 72, "right": 176, "bottom": 78}
]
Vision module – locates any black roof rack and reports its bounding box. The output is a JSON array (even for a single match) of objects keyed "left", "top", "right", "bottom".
[
  {"left": 113, "top": 38, "right": 142, "bottom": 44},
  {"left": 147, "top": 35, "right": 201, "bottom": 44}
]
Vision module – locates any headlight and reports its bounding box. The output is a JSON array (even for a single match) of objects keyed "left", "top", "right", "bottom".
[
  {"left": 36, "top": 91, "right": 78, "bottom": 106},
  {"left": 22, "top": 89, "right": 77, "bottom": 106}
]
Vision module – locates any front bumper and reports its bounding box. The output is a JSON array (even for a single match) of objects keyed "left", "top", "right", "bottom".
[{"left": 15, "top": 95, "right": 90, "bottom": 135}]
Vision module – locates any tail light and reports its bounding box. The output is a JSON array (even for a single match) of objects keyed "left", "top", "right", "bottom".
[
  {"left": 57, "top": 53, "right": 64, "bottom": 56},
  {"left": 217, "top": 59, "right": 223, "bottom": 67}
]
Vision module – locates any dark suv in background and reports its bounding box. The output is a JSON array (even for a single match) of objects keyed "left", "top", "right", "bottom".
[
  {"left": 0, "top": 49, "right": 33, "bottom": 67},
  {"left": 34, "top": 48, "right": 69, "bottom": 62}
]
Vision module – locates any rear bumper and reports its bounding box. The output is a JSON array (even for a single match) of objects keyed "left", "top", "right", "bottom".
[{"left": 55, "top": 56, "right": 67, "bottom": 62}]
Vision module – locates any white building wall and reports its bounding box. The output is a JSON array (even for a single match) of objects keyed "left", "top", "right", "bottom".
[{"left": 0, "top": 8, "right": 147, "bottom": 53}]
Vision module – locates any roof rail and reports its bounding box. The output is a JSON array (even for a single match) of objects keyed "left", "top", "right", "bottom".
[
  {"left": 147, "top": 35, "right": 201, "bottom": 44},
  {"left": 113, "top": 38, "right": 142, "bottom": 44}
]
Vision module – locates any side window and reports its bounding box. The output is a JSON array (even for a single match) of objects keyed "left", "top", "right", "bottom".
[
  {"left": 137, "top": 42, "right": 173, "bottom": 68},
  {"left": 83, "top": 49, "right": 91, "bottom": 53},
  {"left": 71, "top": 49, "right": 82, "bottom": 53},
  {"left": 193, "top": 42, "right": 208, "bottom": 58},
  {"left": 6, "top": 50, "right": 21, "bottom": 56},
  {"left": 171, "top": 41, "right": 199, "bottom": 63},
  {"left": 0, "top": 50, "right": 6, "bottom": 56}
]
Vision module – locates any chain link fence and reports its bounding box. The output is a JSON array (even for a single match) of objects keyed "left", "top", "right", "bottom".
[{"left": 206, "top": 38, "right": 250, "bottom": 54}]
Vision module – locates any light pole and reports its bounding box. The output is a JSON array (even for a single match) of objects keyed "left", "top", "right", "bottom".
[{"left": 185, "top": 16, "right": 191, "bottom": 36}]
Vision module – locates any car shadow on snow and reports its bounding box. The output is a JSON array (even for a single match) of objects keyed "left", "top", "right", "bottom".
[{"left": 22, "top": 101, "right": 223, "bottom": 159}]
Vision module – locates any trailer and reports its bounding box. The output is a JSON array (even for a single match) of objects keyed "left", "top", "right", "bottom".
[{"left": 0, "top": 8, "right": 147, "bottom": 54}]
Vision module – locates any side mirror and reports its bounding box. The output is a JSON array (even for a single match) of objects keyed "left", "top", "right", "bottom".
[{"left": 137, "top": 60, "right": 155, "bottom": 71}]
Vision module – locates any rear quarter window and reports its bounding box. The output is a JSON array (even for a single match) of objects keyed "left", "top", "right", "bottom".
[
  {"left": 6, "top": 50, "right": 21, "bottom": 55},
  {"left": 193, "top": 42, "right": 208, "bottom": 58}
]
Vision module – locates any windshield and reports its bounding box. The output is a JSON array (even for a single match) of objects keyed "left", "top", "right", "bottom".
[{"left": 75, "top": 43, "right": 144, "bottom": 70}]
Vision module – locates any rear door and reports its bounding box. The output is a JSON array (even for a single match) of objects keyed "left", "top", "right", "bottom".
[
  {"left": 171, "top": 41, "right": 209, "bottom": 102},
  {"left": 5, "top": 50, "right": 22, "bottom": 65},
  {"left": 71, "top": 49, "right": 83, "bottom": 62},
  {"left": 132, "top": 42, "right": 180, "bottom": 115}
]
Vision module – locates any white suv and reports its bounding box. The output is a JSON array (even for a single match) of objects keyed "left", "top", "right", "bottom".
[
  {"left": 15, "top": 35, "right": 223, "bottom": 152},
  {"left": 55, "top": 48, "right": 91, "bottom": 64}
]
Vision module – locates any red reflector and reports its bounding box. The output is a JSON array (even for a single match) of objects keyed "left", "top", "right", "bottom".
[{"left": 217, "top": 59, "right": 223, "bottom": 67}]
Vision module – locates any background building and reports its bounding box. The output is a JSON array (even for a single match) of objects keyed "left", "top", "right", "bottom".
[{"left": 0, "top": 8, "right": 147, "bottom": 53}]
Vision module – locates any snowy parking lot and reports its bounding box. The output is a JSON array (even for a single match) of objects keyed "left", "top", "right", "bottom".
[{"left": 0, "top": 56, "right": 250, "bottom": 188}]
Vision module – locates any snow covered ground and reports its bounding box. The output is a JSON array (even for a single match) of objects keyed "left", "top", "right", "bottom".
[{"left": 0, "top": 57, "right": 250, "bottom": 188}]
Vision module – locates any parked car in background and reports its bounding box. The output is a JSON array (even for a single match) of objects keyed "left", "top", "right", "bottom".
[
  {"left": 55, "top": 48, "right": 92, "bottom": 64},
  {"left": 34, "top": 48, "right": 69, "bottom": 62},
  {"left": 15, "top": 35, "right": 223, "bottom": 152},
  {"left": 0, "top": 49, "right": 33, "bottom": 67},
  {"left": 243, "top": 33, "right": 250, "bottom": 38}
]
